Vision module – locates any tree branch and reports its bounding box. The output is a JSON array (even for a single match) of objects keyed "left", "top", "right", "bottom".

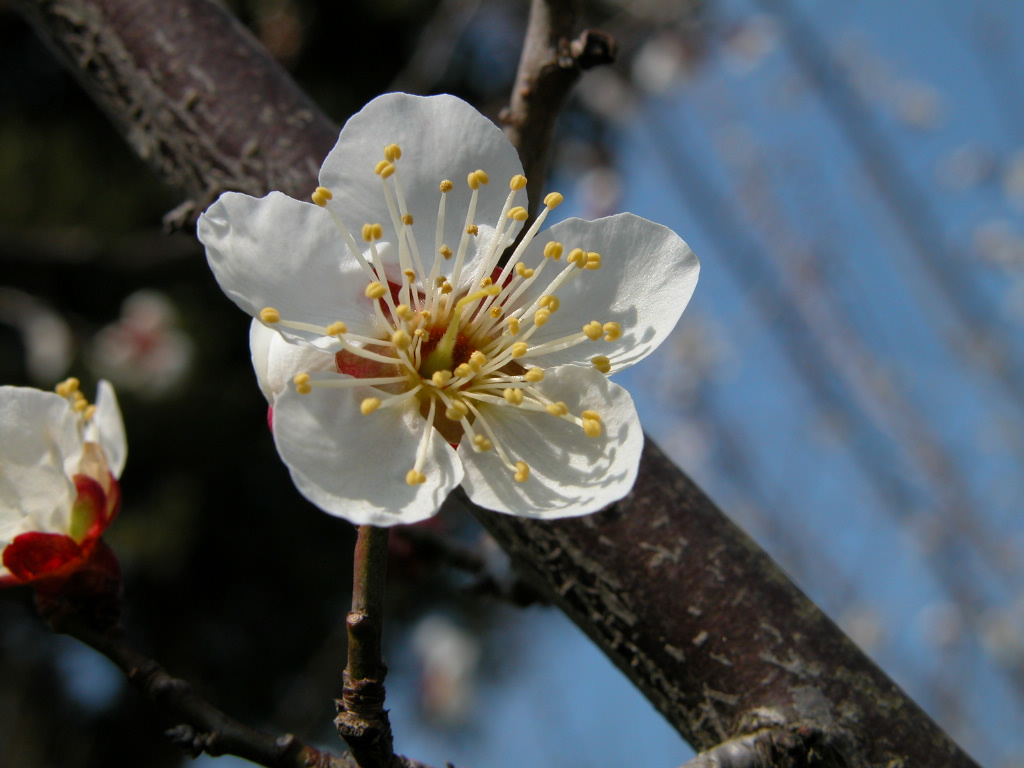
[
  {"left": 500, "top": 0, "right": 616, "bottom": 217},
  {"left": 53, "top": 614, "right": 355, "bottom": 768},
  {"left": 335, "top": 525, "right": 401, "bottom": 768},
  {"left": 13, "top": 0, "right": 337, "bottom": 229},
  {"left": 462, "top": 441, "right": 981, "bottom": 768}
]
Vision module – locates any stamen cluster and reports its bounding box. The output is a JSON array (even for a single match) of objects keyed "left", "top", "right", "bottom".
[{"left": 261, "top": 144, "right": 619, "bottom": 488}]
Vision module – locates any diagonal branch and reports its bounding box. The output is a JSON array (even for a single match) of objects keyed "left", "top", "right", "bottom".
[{"left": 53, "top": 614, "right": 357, "bottom": 768}]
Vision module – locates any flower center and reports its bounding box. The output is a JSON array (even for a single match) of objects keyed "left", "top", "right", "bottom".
[{"left": 261, "top": 144, "right": 622, "bottom": 488}]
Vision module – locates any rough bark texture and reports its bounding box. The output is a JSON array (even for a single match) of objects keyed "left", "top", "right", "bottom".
[
  {"left": 13, "top": 1, "right": 983, "bottom": 766},
  {"left": 470, "top": 442, "right": 977, "bottom": 767},
  {"left": 15, "top": 0, "right": 338, "bottom": 228}
]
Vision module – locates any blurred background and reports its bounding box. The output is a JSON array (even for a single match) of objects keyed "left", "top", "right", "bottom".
[{"left": 2, "top": 0, "right": 1024, "bottom": 766}]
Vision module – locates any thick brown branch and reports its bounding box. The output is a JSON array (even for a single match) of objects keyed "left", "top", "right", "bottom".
[
  {"left": 676, "top": 725, "right": 849, "bottom": 768},
  {"left": 465, "top": 441, "right": 979, "bottom": 768},
  {"left": 13, "top": 0, "right": 338, "bottom": 229}
]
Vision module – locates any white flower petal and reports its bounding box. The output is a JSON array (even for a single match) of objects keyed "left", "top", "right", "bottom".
[
  {"left": 199, "top": 191, "right": 380, "bottom": 342},
  {"left": 272, "top": 383, "right": 463, "bottom": 525},
  {"left": 319, "top": 93, "right": 526, "bottom": 275},
  {"left": 92, "top": 380, "right": 127, "bottom": 479},
  {"left": 458, "top": 365, "right": 643, "bottom": 518},
  {"left": 516, "top": 213, "right": 699, "bottom": 373},
  {"left": 0, "top": 386, "right": 82, "bottom": 540},
  {"left": 250, "top": 320, "right": 337, "bottom": 402}
]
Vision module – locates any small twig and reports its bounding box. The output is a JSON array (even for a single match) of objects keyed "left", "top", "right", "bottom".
[
  {"left": 392, "top": 525, "right": 543, "bottom": 605},
  {"left": 501, "top": 0, "right": 616, "bottom": 219},
  {"left": 335, "top": 525, "right": 398, "bottom": 768},
  {"left": 53, "top": 614, "right": 354, "bottom": 768}
]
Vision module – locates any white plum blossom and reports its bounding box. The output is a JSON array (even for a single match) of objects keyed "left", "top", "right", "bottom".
[
  {"left": 0, "top": 379, "right": 126, "bottom": 587},
  {"left": 198, "top": 93, "right": 699, "bottom": 526}
]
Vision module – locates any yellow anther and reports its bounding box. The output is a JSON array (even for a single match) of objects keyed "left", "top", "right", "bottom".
[
  {"left": 396, "top": 304, "right": 414, "bottom": 321},
  {"left": 440, "top": 179, "right": 453, "bottom": 193},
  {"left": 402, "top": 213, "right": 414, "bottom": 226},
  {"left": 379, "top": 163, "right": 395, "bottom": 179},
  {"left": 469, "top": 351, "right": 487, "bottom": 372},
  {"left": 384, "top": 143, "right": 402, "bottom": 161},
  {"left": 544, "top": 191, "right": 564, "bottom": 208},
  {"left": 581, "top": 410, "right": 601, "bottom": 421},
  {"left": 591, "top": 355, "right": 611, "bottom": 374},
  {"left": 524, "top": 368, "right": 544, "bottom": 383},
  {"left": 534, "top": 309, "right": 551, "bottom": 327},
  {"left": 374, "top": 159, "right": 391, "bottom": 175},
  {"left": 603, "top": 322, "right": 622, "bottom": 342},
  {"left": 441, "top": 282, "right": 453, "bottom": 295},
  {"left": 503, "top": 388, "right": 524, "bottom": 405},
  {"left": 312, "top": 186, "right": 333, "bottom": 206},
  {"left": 513, "top": 461, "right": 530, "bottom": 482},
  {"left": 260, "top": 307, "right": 281, "bottom": 324},
  {"left": 585, "top": 252, "right": 602, "bottom": 270},
  {"left": 73, "top": 396, "right": 89, "bottom": 412},
  {"left": 445, "top": 400, "right": 469, "bottom": 420},
  {"left": 439, "top": 245, "right": 453, "bottom": 259},
  {"left": 466, "top": 224, "right": 479, "bottom": 236},
  {"left": 326, "top": 321, "right": 348, "bottom": 336},
  {"left": 545, "top": 401, "right": 569, "bottom": 417},
  {"left": 508, "top": 206, "right": 528, "bottom": 221},
  {"left": 406, "top": 469, "right": 427, "bottom": 486},
  {"left": 507, "top": 317, "right": 521, "bottom": 335},
  {"left": 583, "top": 321, "right": 604, "bottom": 340},
  {"left": 371, "top": 223, "right": 384, "bottom": 239},
  {"left": 83, "top": 404, "right": 97, "bottom": 422},
  {"left": 539, "top": 295, "right": 560, "bottom": 313},
  {"left": 414, "top": 328, "right": 428, "bottom": 339},
  {"left": 567, "top": 248, "right": 586, "bottom": 266},
  {"left": 365, "top": 282, "right": 388, "bottom": 299},
  {"left": 474, "top": 169, "right": 489, "bottom": 185},
  {"left": 431, "top": 370, "right": 453, "bottom": 387},
  {"left": 510, "top": 341, "right": 528, "bottom": 358},
  {"left": 294, "top": 373, "right": 312, "bottom": 395},
  {"left": 468, "top": 172, "right": 480, "bottom": 190},
  {"left": 403, "top": 269, "right": 416, "bottom": 282},
  {"left": 361, "top": 223, "right": 373, "bottom": 241},
  {"left": 543, "top": 241, "right": 563, "bottom": 260},
  {"left": 510, "top": 174, "right": 527, "bottom": 190},
  {"left": 392, "top": 329, "right": 411, "bottom": 349},
  {"left": 514, "top": 262, "right": 534, "bottom": 279},
  {"left": 360, "top": 397, "right": 382, "bottom": 415},
  {"left": 472, "top": 434, "right": 493, "bottom": 451},
  {"left": 56, "top": 377, "right": 80, "bottom": 398},
  {"left": 582, "top": 418, "right": 602, "bottom": 438},
  {"left": 489, "top": 306, "right": 503, "bottom": 318},
  {"left": 454, "top": 363, "right": 472, "bottom": 378}
]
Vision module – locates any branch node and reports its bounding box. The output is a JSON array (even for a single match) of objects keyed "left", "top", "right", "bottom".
[{"left": 570, "top": 29, "right": 617, "bottom": 70}]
